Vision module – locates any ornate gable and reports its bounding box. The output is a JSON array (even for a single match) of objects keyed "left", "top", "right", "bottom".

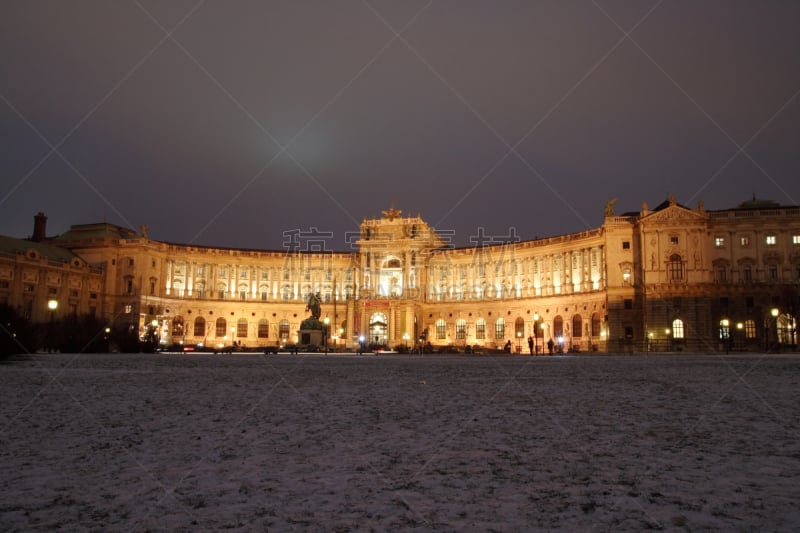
[{"left": 640, "top": 204, "right": 708, "bottom": 225}]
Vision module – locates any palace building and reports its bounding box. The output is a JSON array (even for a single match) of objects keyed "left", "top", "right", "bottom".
[{"left": 2, "top": 197, "right": 798, "bottom": 353}]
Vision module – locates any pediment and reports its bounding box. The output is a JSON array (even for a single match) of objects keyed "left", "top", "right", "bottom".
[{"left": 641, "top": 205, "right": 707, "bottom": 224}]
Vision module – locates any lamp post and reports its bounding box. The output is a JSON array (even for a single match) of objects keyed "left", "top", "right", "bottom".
[
  {"left": 770, "top": 307, "right": 779, "bottom": 352},
  {"left": 323, "top": 316, "right": 330, "bottom": 355},
  {"left": 403, "top": 332, "right": 410, "bottom": 352},
  {"left": 516, "top": 331, "right": 522, "bottom": 354},
  {"left": 533, "top": 313, "right": 539, "bottom": 354},
  {"left": 47, "top": 299, "right": 58, "bottom": 353},
  {"left": 736, "top": 322, "right": 743, "bottom": 352},
  {"left": 721, "top": 318, "right": 730, "bottom": 354}
]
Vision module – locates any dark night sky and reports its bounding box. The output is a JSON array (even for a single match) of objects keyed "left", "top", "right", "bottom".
[{"left": 2, "top": 1, "right": 799, "bottom": 251}]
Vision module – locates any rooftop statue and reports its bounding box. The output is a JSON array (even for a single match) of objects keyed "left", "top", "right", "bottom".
[{"left": 604, "top": 198, "right": 617, "bottom": 217}]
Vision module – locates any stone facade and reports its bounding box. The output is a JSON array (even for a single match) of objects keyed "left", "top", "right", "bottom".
[{"left": 5, "top": 198, "right": 798, "bottom": 353}]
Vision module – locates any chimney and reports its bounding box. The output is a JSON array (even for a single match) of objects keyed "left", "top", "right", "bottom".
[{"left": 32, "top": 212, "right": 47, "bottom": 242}]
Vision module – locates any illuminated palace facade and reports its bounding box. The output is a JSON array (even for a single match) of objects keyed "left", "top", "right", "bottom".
[{"left": 4, "top": 197, "right": 799, "bottom": 352}]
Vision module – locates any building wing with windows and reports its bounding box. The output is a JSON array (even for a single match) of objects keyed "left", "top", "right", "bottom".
[{"left": 3, "top": 198, "right": 798, "bottom": 352}]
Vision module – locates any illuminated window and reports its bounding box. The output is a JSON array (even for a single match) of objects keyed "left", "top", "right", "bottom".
[
  {"left": 766, "top": 235, "right": 776, "bottom": 246},
  {"left": 258, "top": 319, "right": 269, "bottom": 338},
  {"left": 436, "top": 319, "right": 446, "bottom": 340},
  {"left": 744, "top": 319, "right": 756, "bottom": 339},
  {"left": 495, "top": 317, "right": 505, "bottom": 340},
  {"left": 172, "top": 316, "right": 184, "bottom": 337},
  {"left": 793, "top": 235, "right": 800, "bottom": 245},
  {"left": 714, "top": 237, "right": 725, "bottom": 248},
  {"left": 672, "top": 318, "right": 684, "bottom": 339},
  {"left": 515, "top": 317, "right": 525, "bottom": 338},
  {"left": 623, "top": 269, "right": 631, "bottom": 284},
  {"left": 572, "top": 315, "right": 582, "bottom": 338},
  {"left": 476, "top": 318, "right": 486, "bottom": 340},
  {"left": 668, "top": 254, "right": 683, "bottom": 282},
  {"left": 740, "top": 236, "right": 750, "bottom": 247},
  {"left": 456, "top": 319, "right": 466, "bottom": 340},
  {"left": 279, "top": 319, "right": 290, "bottom": 339},
  {"left": 237, "top": 318, "right": 247, "bottom": 338},
  {"left": 215, "top": 317, "right": 226, "bottom": 337}
]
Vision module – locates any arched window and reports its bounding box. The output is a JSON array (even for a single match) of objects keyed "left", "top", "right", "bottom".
[
  {"left": 237, "top": 318, "right": 248, "bottom": 338},
  {"left": 456, "top": 319, "right": 466, "bottom": 340},
  {"left": 668, "top": 254, "right": 684, "bottom": 282},
  {"left": 436, "top": 319, "right": 447, "bottom": 340},
  {"left": 172, "top": 316, "right": 184, "bottom": 337},
  {"left": 476, "top": 318, "right": 486, "bottom": 340},
  {"left": 258, "top": 319, "right": 269, "bottom": 338},
  {"left": 495, "top": 317, "right": 505, "bottom": 340},
  {"left": 215, "top": 317, "right": 226, "bottom": 337},
  {"left": 672, "top": 318, "right": 685, "bottom": 339},
  {"left": 591, "top": 313, "right": 602, "bottom": 337},
  {"left": 572, "top": 315, "right": 583, "bottom": 338},
  {"left": 514, "top": 317, "right": 525, "bottom": 339},
  {"left": 193, "top": 317, "right": 205, "bottom": 337},
  {"left": 553, "top": 316, "right": 564, "bottom": 339},
  {"left": 279, "top": 319, "right": 290, "bottom": 340}
]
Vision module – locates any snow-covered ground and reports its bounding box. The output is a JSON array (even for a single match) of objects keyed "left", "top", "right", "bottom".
[{"left": 1, "top": 352, "right": 799, "bottom": 531}]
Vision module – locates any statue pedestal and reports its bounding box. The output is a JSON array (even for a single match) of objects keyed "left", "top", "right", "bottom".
[{"left": 298, "top": 329, "right": 324, "bottom": 347}]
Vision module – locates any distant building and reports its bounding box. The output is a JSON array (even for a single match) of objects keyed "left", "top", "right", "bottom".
[
  {"left": 0, "top": 213, "right": 104, "bottom": 323},
  {"left": 3, "top": 198, "right": 798, "bottom": 352}
]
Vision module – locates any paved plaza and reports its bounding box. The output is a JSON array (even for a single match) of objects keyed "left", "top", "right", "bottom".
[{"left": 1, "top": 352, "right": 799, "bottom": 531}]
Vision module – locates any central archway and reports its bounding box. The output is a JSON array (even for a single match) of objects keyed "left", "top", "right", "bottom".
[{"left": 369, "top": 312, "right": 388, "bottom": 346}]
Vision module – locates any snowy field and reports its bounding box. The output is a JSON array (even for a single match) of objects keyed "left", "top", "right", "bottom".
[{"left": 1, "top": 352, "right": 799, "bottom": 532}]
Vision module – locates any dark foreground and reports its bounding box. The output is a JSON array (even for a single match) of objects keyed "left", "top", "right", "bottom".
[{"left": 1, "top": 352, "right": 799, "bottom": 531}]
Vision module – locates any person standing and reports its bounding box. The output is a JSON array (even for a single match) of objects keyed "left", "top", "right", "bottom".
[
  {"left": 528, "top": 336, "right": 534, "bottom": 355},
  {"left": 547, "top": 338, "right": 554, "bottom": 355}
]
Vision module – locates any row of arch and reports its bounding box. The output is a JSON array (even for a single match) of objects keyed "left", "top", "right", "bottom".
[
  {"left": 170, "top": 316, "right": 291, "bottom": 339},
  {"left": 430, "top": 313, "right": 605, "bottom": 341}
]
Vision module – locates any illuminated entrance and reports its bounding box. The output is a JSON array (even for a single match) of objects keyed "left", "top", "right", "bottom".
[{"left": 369, "top": 312, "right": 388, "bottom": 346}]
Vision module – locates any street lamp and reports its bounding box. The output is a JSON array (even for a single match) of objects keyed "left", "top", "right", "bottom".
[
  {"left": 323, "top": 316, "right": 330, "bottom": 355},
  {"left": 533, "top": 313, "right": 539, "bottom": 354},
  {"left": 769, "top": 307, "right": 779, "bottom": 352},
  {"left": 721, "top": 318, "right": 730, "bottom": 354},
  {"left": 403, "top": 332, "right": 410, "bottom": 351},
  {"left": 47, "top": 299, "right": 58, "bottom": 353},
  {"left": 516, "top": 331, "right": 522, "bottom": 354}
]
